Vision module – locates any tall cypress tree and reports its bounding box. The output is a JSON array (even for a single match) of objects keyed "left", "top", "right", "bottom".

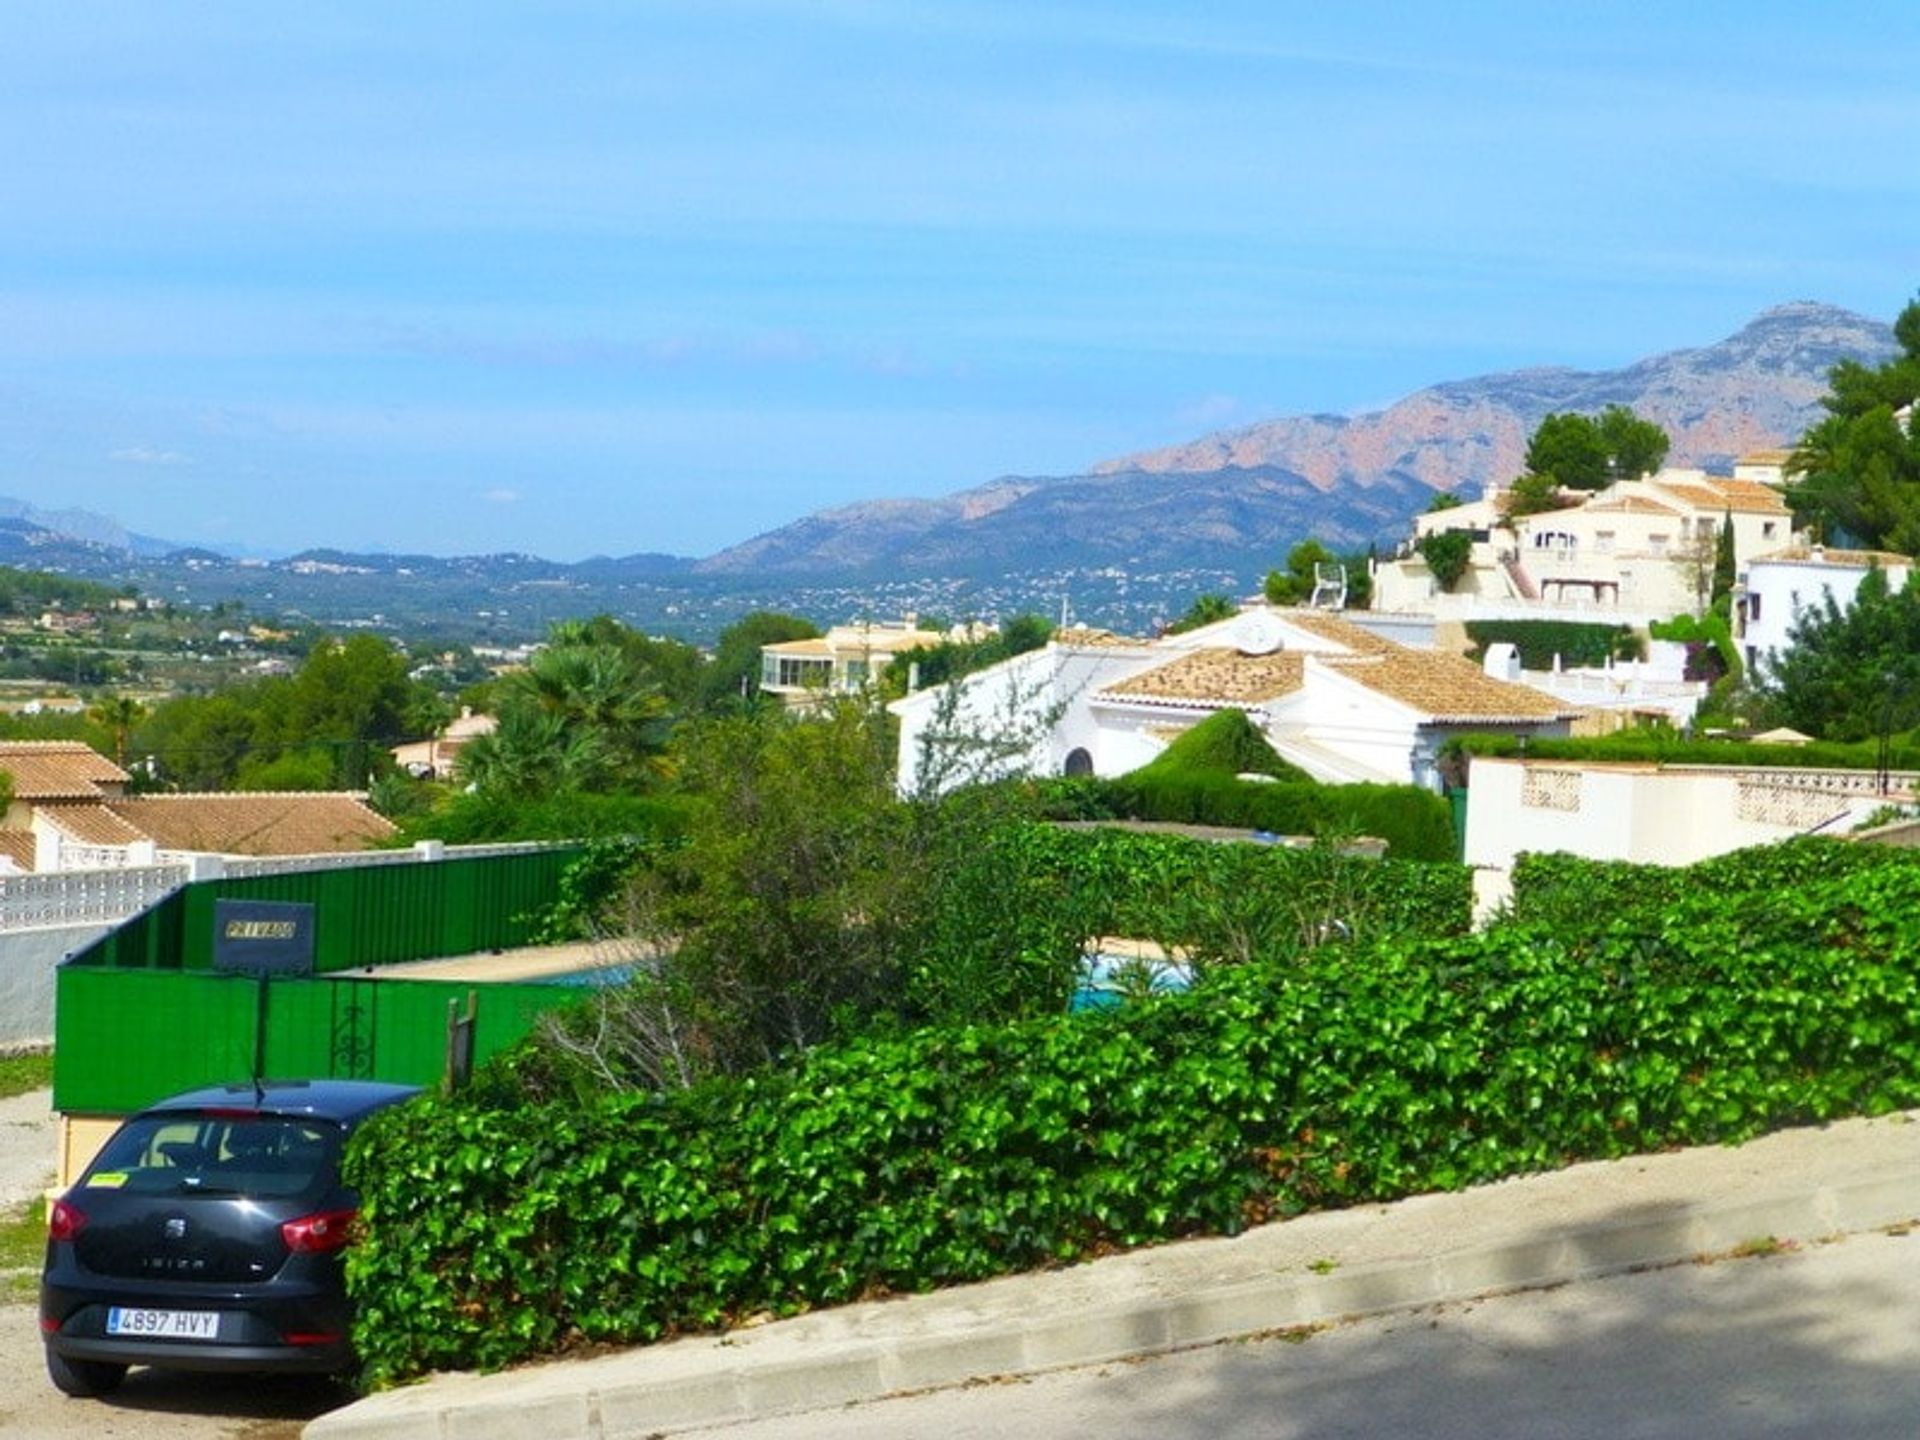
[{"left": 1711, "top": 509, "right": 1737, "bottom": 615}]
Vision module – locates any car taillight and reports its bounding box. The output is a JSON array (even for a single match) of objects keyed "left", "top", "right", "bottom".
[
  {"left": 47, "top": 1198, "right": 86, "bottom": 1242},
  {"left": 281, "top": 1208, "right": 358, "bottom": 1255}
]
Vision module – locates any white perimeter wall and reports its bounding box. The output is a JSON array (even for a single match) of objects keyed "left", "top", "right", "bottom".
[
  {"left": 0, "top": 925, "right": 109, "bottom": 1049},
  {"left": 1465, "top": 756, "right": 1897, "bottom": 916}
]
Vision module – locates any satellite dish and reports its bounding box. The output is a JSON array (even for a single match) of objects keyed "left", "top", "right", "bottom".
[{"left": 1233, "top": 612, "right": 1285, "bottom": 656}]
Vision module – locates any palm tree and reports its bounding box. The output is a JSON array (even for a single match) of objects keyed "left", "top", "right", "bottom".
[
  {"left": 501, "top": 642, "right": 672, "bottom": 786},
  {"left": 454, "top": 707, "right": 614, "bottom": 798},
  {"left": 87, "top": 694, "right": 147, "bottom": 766}
]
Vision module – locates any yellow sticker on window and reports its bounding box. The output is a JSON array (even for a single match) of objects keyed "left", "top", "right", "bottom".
[{"left": 86, "top": 1172, "right": 128, "bottom": 1189}]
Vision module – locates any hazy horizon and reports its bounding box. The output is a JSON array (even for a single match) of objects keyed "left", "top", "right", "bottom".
[{"left": 3, "top": 4, "right": 1915, "bottom": 561}]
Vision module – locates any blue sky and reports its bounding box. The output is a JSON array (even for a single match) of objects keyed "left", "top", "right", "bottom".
[{"left": 1, "top": 3, "right": 1915, "bottom": 560}]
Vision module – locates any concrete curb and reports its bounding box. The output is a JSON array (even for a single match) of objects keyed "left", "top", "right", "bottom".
[{"left": 306, "top": 1114, "right": 1920, "bottom": 1440}]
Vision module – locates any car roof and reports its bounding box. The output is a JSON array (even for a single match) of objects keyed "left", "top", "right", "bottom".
[{"left": 140, "top": 1079, "right": 422, "bottom": 1124}]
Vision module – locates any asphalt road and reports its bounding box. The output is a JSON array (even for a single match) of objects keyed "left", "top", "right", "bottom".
[
  {"left": 693, "top": 1228, "right": 1920, "bottom": 1440},
  {"left": 0, "top": 1310, "right": 345, "bottom": 1440}
]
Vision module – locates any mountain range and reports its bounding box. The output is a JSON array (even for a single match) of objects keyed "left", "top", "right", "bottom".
[
  {"left": 0, "top": 300, "right": 1898, "bottom": 640},
  {"left": 694, "top": 301, "right": 1894, "bottom": 578}
]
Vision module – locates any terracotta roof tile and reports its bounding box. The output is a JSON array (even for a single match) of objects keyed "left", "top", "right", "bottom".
[
  {"left": 1054, "top": 625, "right": 1143, "bottom": 649},
  {"left": 1649, "top": 481, "right": 1729, "bottom": 510},
  {"left": 1104, "top": 648, "right": 1306, "bottom": 705},
  {"left": 1701, "top": 477, "right": 1792, "bottom": 513},
  {"left": 0, "top": 742, "right": 129, "bottom": 801},
  {"left": 1272, "top": 611, "right": 1394, "bottom": 653},
  {"left": 103, "top": 794, "right": 397, "bottom": 856},
  {"left": 1749, "top": 545, "right": 1914, "bottom": 568},
  {"left": 41, "top": 803, "right": 148, "bottom": 846},
  {"left": 1579, "top": 495, "right": 1682, "bottom": 517},
  {"left": 1330, "top": 652, "right": 1573, "bottom": 722},
  {"left": 1099, "top": 627, "right": 1572, "bottom": 723},
  {"left": 0, "top": 831, "right": 36, "bottom": 871}
]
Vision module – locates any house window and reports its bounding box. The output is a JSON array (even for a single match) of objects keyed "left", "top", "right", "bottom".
[
  {"left": 1648, "top": 534, "right": 1669, "bottom": 556},
  {"left": 1064, "top": 747, "right": 1093, "bottom": 777},
  {"left": 1763, "top": 521, "right": 1777, "bottom": 538},
  {"left": 1749, "top": 593, "right": 1761, "bottom": 621},
  {"left": 1595, "top": 531, "right": 1615, "bottom": 554},
  {"left": 772, "top": 656, "right": 831, "bottom": 688}
]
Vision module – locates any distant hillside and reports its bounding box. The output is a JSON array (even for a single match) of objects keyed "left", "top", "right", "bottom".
[
  {"left": 0, "top": 299, "right": 1901, "bottom": 643},
  {"left": 0, "top": 496, "right": 197, "bottom": 559},
  {"left": 698, "top": 301, "right": 1896, "bottom": 579}
]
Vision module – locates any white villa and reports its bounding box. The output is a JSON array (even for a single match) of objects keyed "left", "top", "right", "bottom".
[
  {"left": 1735, "top": 544, "right": 1915, "bottom": 677},
  {"left": 1373, "top": 469, "right": 1797, "bottom": 622},
  {"left": 891, "top": 607, "right": 1576, "bottom": 797},
  {"left": 761, "top": 617, "right": 972, "bottom": 707}
]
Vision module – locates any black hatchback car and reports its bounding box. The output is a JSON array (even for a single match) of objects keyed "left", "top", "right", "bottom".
[{"left": 39, "top": 1078, "right": 419, "bottom": 1398}]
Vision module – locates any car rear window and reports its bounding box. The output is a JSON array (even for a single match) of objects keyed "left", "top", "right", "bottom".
[{"left": 81, "top": 1113, "right": 344, "bottom": 1199}]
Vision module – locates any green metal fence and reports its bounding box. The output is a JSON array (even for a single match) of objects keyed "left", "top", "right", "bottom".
[
  {"left": 55, "top": 847, "right": 590, "bottom": 1114},
  {"left": 53, "top": 965, "right": 581, "bottom": 1113},
  {"left": 75, "top": 849, "right": 578, "bottom": 973}
]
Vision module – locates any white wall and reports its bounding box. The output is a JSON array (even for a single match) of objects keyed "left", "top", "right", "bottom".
[
  {"left": 892, "top": 642, "right": 1166, "bottom": 796},
  {"left": 0, "top": 925, "right": 109, "bottom": 1048},
  {"left": 1740, "top": 556, "right": 1912, "bottom": 675},
  {"left": 1464, "top": 756, "right": 1902, "bottom": 918}
]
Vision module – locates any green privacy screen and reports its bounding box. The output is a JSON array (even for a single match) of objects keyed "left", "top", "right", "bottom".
[
  {"left": 52, "top": 966, "right": 581, "bottom": 1113},
  {"left": 76, "top": 849, "right": 578, "bottom": 975},
  {"left": 55, "top": 847, "right": 588, "bottom": 1113}
]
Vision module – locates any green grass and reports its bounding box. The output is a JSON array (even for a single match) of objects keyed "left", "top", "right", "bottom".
[
  {"left": 0, "top": 1199, "right": 44, "bottom": 1303},
  {"left": 0, "top": 1051, "right": 51, "bottom": 1099}
]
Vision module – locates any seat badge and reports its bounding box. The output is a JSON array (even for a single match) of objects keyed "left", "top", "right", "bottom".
[{"left": 164, "top": 1217, "right": 188, "bottom": 1240}]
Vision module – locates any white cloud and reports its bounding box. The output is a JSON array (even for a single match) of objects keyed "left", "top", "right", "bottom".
[
  {"left": 109, "top": 445, "right": 188, "bottom": 465},
  {"left": 482, "top": 486, "right": 521, "bottom": 505},
  {"left": 1173, "top": 394, "right": 1243, "bottom": 428}
]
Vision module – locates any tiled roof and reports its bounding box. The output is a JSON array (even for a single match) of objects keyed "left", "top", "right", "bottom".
[
  {"left": 1054, "top": 626, "right": 1142, "bottom": 649},
  {"left": 1329, "top": 652, "right": 1572, "bottom": 722},
  {"left": 1701, "top": 477, "right": 1791, "bottom": 513},
  {"left": 0, "top": 831, "right": 36, "bottom": 871},
  {"left": 41, "top": 804, "right": 148, "bottom": 846},
  {"left": 1099, "top": 629, "right": 1572, "bottom": 724},
  {"left": 0, "top": 742, "right": 129, "bottom": 801},
  {"left": 1104, "top": 649, "right": 1307, "bottom": 706},
  {"left": 102, "top": 794, "right": 397, "bottom": 856},
  {"left": 762, "top": 637, "right": 834, "bottom": 658},
  {"left": 1749, "top": 545, "right": 1914, "bottom": 569},
  {"left": 1579, "top": 495, "right": 1681, "bottom": 517},
  {"left": 1649, "top": 481, "right": 1730, "bottom": 510},
  {"left": 1275, "top": 611, "right": 1394, "bottom": 654}
]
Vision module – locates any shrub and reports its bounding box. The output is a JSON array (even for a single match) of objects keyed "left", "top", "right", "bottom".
[
  {"left": 903, "top": 821, "right": 1470, "bottom": 1027},
  {"left": 1133, "top": 709, "right": 1309, "bottom": 783},
  {"left": 1506, "top": 838, "right": 1920, "bottom": 935},
  {"left": 1096, "top": 772, "right": 1457, "bottom": 861},
  {"left": 1463, "top": 620, "right": 1641, "bottom": 670},
  {"left": 344, "top": 858, "right": 1920, "bottom": 1386},
  {"left": 395, "top": 790, "right": 691, "bottom": 845}
]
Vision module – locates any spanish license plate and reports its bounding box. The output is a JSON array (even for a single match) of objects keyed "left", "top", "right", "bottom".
[{"left": 106, "top": 1307, "right": 220, "bottom": 1340}]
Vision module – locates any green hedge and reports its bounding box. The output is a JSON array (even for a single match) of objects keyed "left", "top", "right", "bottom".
[
  {"left": 1135, "top": 708, "right": 1311, "bottom": 783},
  {"left": 1464, "top": 620, "right": 1641, "bottom": 669},
  {"left": 1507, "top": 838, "right": 1920, "bottom": 935},
  {"left": 344, "top": 858, "right": 1920, "bottom": 1385},
  {"left": 395, "top": 790, "right": 693, "bottom": 845},
  {"left": 1040, "top": 774, "right": 1457, "bottom": 861},
  {"left": 902, "top": 821, "right": 1471, "bottom": 1026}
]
